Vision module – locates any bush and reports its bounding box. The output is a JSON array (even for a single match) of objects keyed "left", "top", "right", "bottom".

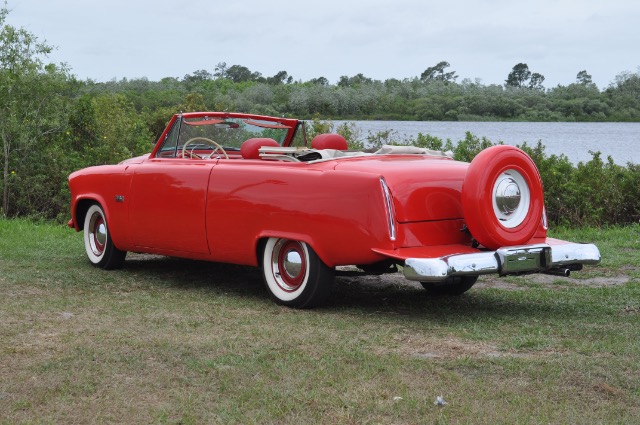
[
  {"left": 510, "top": 142, "right": 639, "bottom": 226},
  {"left": 517, "top": 143, "right": 640, "bottom": 226}
]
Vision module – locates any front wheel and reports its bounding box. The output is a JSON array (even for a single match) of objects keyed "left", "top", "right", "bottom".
[
  {"left": 83, "top": 203, "right": 126, "bottom": 269},
  {"left": 262, "top": 238, "right": 334, "bottom": 308},
  {"left": 421, "top": 276, "right": 478, "bottom": 296}
]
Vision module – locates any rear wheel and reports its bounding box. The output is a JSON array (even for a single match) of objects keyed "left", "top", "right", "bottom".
[
  {"left": 83, "top": 203, "right": 126, "bottom": 269},
  {"left": 262, "top": 238, "right": 334, "bottom": 308},
  {"left": 420, "top": 276, "right": 478, "bottom": 296}
]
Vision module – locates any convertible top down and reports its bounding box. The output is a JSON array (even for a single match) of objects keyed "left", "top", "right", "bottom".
[{"left": 68, "top": 112, "right": 600, "bottom": 308}]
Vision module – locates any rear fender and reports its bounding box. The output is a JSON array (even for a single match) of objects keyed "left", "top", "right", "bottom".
[{"left": 207, "top": 165, "right": 393, "bottom": 268}]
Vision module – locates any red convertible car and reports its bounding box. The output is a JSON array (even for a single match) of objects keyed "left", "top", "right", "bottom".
[{"left": 68, "top": 112, "right": 600, "bottom": 308}]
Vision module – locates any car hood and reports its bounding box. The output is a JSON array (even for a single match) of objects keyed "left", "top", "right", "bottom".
[
  {"left": 333, "top": 155, "right": 468, "bottom": 222},
  {"left": 119, "top": 154, "right": 150, "bottom": 165}
]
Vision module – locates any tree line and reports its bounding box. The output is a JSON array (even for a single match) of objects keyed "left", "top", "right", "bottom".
[
  {"left": 1, "top": 6, "right": 639, "bottom": 224},
  {"left": 95, "top": 60, "right": 640, "bottom": 125}
]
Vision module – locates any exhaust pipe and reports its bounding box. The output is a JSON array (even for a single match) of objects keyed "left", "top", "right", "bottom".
[{"left": 543, "top": 268, "right": 571, "bottom": 277}]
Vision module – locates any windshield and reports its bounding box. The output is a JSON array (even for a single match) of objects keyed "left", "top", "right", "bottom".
[{"left": 155, "top": 115, "right": 296, "bottom": 158}]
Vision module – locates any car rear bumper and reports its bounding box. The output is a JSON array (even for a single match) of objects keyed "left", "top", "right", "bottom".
[{"left": 404, "top": 243, "right": 601, "bottom": 282}]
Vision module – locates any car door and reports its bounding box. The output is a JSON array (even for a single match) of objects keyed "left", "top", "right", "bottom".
[{"left": 128, "top": 158, "right": 215, "bottom": 255}]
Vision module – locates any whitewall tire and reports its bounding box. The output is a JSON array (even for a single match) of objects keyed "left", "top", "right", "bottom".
[
  {"left": 262, "top": 238, "right": 334, "bottom": 308},
  {"left": 83, "top": 203, "right": 126, "bottom": 269}
]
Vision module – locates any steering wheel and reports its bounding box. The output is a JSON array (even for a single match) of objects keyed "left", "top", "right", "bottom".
[{"left": 181, "top": 137, "right": 229, "bottom": 159}]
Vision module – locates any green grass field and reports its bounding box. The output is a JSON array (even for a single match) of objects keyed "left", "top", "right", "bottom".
[{"left": 1, "top": 220, "right": 639, "bottom": 424}]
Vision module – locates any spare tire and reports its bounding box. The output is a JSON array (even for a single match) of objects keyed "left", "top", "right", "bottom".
[{"left": 461, "top": 145, "right": 544, "bottom": 250}]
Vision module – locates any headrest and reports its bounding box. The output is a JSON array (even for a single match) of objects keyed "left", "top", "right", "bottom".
[
  {"left": 311, "top": 133, "right": 348, "bottom": 151},
  {"left": 241, "top": 138, "right": 280, "bottom": 159}
]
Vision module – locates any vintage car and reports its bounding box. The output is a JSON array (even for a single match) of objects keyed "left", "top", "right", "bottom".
[{"left": 68, "top": 112, "right": 601, "bottom": 308}]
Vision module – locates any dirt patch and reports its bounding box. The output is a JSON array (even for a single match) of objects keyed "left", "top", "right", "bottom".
[
  {"left": 623, "top": 305, "right": 640, "bottom": 314},
  {"left": 477, "top": 273, "right": 631, "bottom": 290},
  {"left": 376, "top": 334, "right": 560, "bottom": 360},
  {"left": 127, "top": 252, "right": 166, "bottom": 261}
]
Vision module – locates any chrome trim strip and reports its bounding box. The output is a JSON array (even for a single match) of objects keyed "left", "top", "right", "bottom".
[
  {"left": 404, "top": 243, "right": 600, "bottom": 282},
  {"left": 380, "top": 177, "right": 396, "bottom": 241}
]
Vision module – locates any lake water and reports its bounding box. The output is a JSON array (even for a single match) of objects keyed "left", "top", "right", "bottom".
[{"left": 334, "top": 121, "right": 640, "bottom": 165}]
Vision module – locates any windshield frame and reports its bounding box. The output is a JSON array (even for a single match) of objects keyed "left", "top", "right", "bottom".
[{"left": 151, "top": 112, "right": 303, "bottom": 159}]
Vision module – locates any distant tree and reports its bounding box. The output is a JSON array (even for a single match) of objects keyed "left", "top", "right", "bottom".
[
  {"left": 225, "top": 64, "right": 261, "bottom": 83},
  {"left": 420, "top": 61, "right": 457, "bottom": 83},
  {"left": 505, "top": 63, "right": 532, "bottom": 88},
  {"left": 383, "top": 78, "right": 402, "bottom": 87},
  {"left": 337, "top": 73, "right": 373, "bottom": 87},
  {"left": 214, "top": 62, "right": 228, "bottom": 79},
  {"left": 351, "top": 74, "right": 372, "bottom": 85},
  {"left": 506, "top": 63, "right": 545, "bottom": 90},
  {"left": 183, "top": 69, "right": 212, "bottom": 84},
  {"left": 606, "top": 69, "right": 640, "bottom": 120},
  {"left": 194, "top": 69, "right": 213, "bottom": 80},
  {"left": 180, "top": 92, "right": 207, "bottom": 112},
  {"left": 308, "top": 76, "right": 329, "bottom": 86},
  {"left": 160, "top": 76, "right": 180, "bottom": 85},
  {"left": 576, "top": 70, "right": 593, "bottom": 85},
  {"left": 267, "top": 70, "right": 292, "bottom": 85},
  {"left": 225, "top": 65, "right": 251, "bottom": 82},
  {"left": 528, "top": 72, "right": 545, "bottom": 90},
  {"left": 87, "top": 93, "right": 152, "bottom": 165},
  {"left": 0, "top": 5, "right": 71, "bottom": 216},
  {"left": 611, "top": 70, "right": 637, "bottom": 87}
]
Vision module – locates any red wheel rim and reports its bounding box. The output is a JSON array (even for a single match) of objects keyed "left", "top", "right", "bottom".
[
  {"left": 272, "top": 240, "right": 307, "bottom": 292},
  {"left": 89, "top": 214, "right": 107, "bottom": 256}
]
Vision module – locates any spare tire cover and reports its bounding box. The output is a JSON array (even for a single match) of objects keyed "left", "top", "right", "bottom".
[{"left": 462, "top": 145, "right": 544, "bottom": 250}]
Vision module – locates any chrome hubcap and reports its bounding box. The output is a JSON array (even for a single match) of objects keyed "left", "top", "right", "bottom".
[
  {"left": 283, "top": 250, "right": 303, "bottom": 279},
  {"left": 495, "top": 177, "right": 522, "bottom": 216},
  {"left": 492, "top": 169, "right": 530, "bottom": 228},
  {"left": 272, "top": 240, "right": 307, "bottom": 292}
]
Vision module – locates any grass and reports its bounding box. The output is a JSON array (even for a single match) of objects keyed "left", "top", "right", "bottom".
[{"left": 1, "top": 219, "right": 639, "bottom": 424}]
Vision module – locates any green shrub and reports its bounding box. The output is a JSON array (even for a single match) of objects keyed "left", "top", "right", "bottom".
[{"left": 510, "top": 142, "right": 639, "bottom": 226}]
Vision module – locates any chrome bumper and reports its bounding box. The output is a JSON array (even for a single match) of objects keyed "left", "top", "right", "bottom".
[{"left": 404, "top": 243, "right": 601, "bottom": 282}]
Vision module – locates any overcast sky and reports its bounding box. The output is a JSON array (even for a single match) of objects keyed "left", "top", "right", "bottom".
[{"left": 6, "top": 0, "right": 640, "bottom": 88}]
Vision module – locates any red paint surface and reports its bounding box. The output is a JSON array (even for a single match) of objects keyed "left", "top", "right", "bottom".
[{"left": 69, "top": 112, "right": 554, "bottom": 269}]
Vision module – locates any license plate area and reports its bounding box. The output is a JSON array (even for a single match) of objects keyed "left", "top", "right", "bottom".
[{"left": 496, "top": 245, "right": 551, "bottom": 275}]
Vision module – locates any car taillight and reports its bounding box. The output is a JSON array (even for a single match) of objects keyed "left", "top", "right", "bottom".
[{"left": 380, "top": 177, "right": 396, "bottom": 241}]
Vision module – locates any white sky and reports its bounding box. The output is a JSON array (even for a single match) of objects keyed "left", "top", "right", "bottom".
[{"left": 6, "top": 0, "right": 640, "bottom": 89}]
